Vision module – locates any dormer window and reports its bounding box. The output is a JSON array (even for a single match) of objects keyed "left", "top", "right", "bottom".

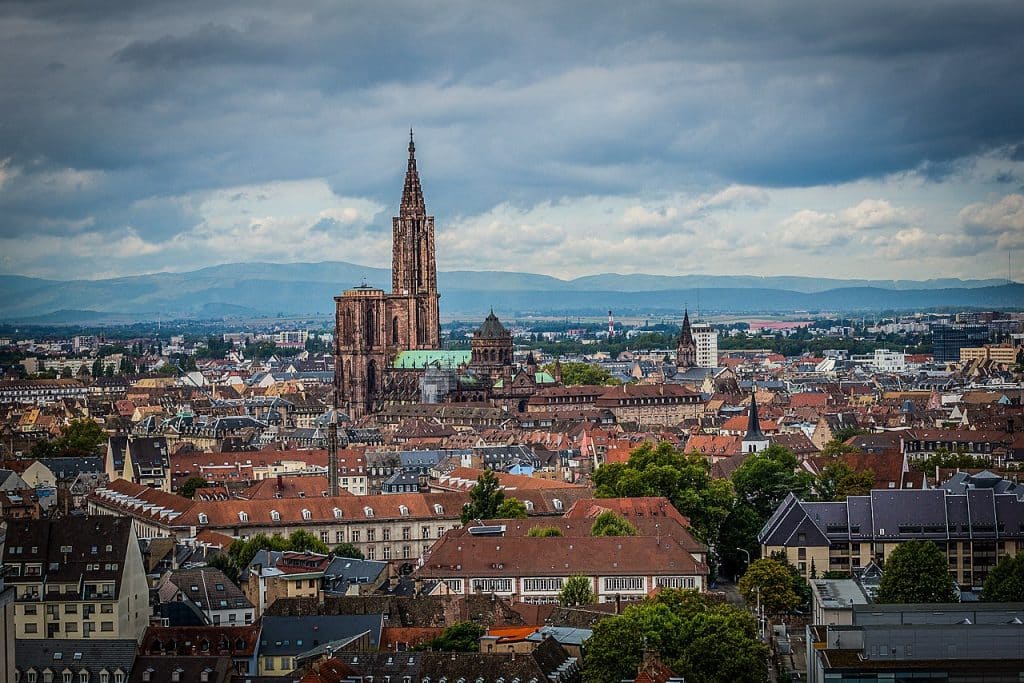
[
  {"left": 524, "top": 500, "right": 534, "bottom": 512},
  {"left": 399, "top": 505, "right": 409, "bottom": 517},
  {"left": 198, "top": 513, "right": 208, "bottom": 525},
  {"left": 364, "top": 506, "right": 374, "bottom": 518},
  {"left": 302, "top": 508, "right": 312, "bottom": 520},
  {"left": 238, "top": 511, "right": 248, "bottom": 523},
  {"left": 552, "top": 498, "right": 563, "bottom": 511},
  {"left": 333, "top": 507, "right": 343, "bottom": 519},
  {"left": 433, "top": 504, "right": 444, "bottom": 515},
  {"left": 270, "top": 510, "right": 280, "bottom": 521}
]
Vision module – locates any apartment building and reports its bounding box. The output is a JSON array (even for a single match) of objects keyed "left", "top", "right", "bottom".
[
  {"left": 416, "top": 531, "right": 708, "bottom": 604},
  {"left": 759, "top": 482, "right": 1024, "bottom": 589},
  {"left": 156, "top": 567, "right": 254, "bottom": 625},
  {"left": 594, "top": 384, "right": 704, "bottom": 426},
  {"left": 3, "top": 517, "right": 150, "bottom": 642}
]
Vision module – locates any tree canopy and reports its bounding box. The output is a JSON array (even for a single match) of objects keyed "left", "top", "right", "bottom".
[
  {"left": 527, "top": 525, "right": 564, "bottom": 537},
  {"left": 461, "top": 469, "right": 505, "bottom": 523},
  {"left": 541, "top": 361, "right": 621, "bottom": 386},
  {"left": 593, "top": 441, "right": 735, "bottom": 552},
  {"left": 332, "top": 542, "right": 365, "bottom": 560},
  {"left": 737, "top": 557, "right": 801, "bottom": 616},
  {"left": 32, "top": 418, "right": 108, "bottom": 457},
  {"left": 876, "top": 540, "right": 958, "bottom": 604},
  {"left": 812, "top": 462, "right": 874, "bottom": 501},
  {"left": 179, "top": 477, "right": 210, "bottom": 499},
  {"left": 559, "top": 575, "right": 596, "bottom": 606},
  {"left": 981, "top": 552, "right": 1024, "bottom": 602},
  {"left": 418, "top": 621, "right": 484, "bottom": 652},
  {"left": 583, "top": 589, "right": 768, "bottom": 683},
  {"left": 590, "top": 510, "right": 638, "bottom": 537},
  {"left": 495, "top": 497, "right": 528, "bottom": 519},
  {"left": 213, "top": 531, "right": 332, "bottom": 583},
  {"left": 731, "top": 444, "right": 813, "bottom": 519}
]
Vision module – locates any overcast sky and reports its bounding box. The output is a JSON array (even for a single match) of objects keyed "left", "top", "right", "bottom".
[{"left": 1, "top": 1, "right": 1023, "bottom": 282}]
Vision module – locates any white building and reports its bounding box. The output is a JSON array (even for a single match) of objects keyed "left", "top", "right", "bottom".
[
  {"left": 871, "top": 349, "right": 906, "bottom": 373},
  {"left": 691, "top": 323, "right": 719, "bottom": 368}
]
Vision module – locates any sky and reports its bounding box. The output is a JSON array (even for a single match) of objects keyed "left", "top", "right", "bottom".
[{"left": 1, "top": 1, "right": 1023, "bottom": 283}]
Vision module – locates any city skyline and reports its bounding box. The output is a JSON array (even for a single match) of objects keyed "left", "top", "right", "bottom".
[{"left": 1, "top": 1, "right": 1023, "bottom": 283}]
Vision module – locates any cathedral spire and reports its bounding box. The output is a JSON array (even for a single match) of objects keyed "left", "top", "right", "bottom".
[
  {"left": 745, "top": 387, "right": 764, "bottom": 441},
  {"left": 680, "top": 308, "right": 694, "bottom": 345},
  {"left": 401, "top": 128, "right": 426, "bottom": 216}
]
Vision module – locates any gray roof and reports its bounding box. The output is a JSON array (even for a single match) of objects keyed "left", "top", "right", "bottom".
[
  {"left": 526, "top": 626, "right": 593, "bottom": 646},
  {"left": 16, "top": 638, "right": 137, "bottom": 678},
  {"left": 37, "top": 457, "right": 105, "bottom": 480},
  {"left": 760, "top": 484, "right": 1024, "bottom": 546},
  {"left": 323, "top": 557, "right": 388, "bottom": 594},
  {"left": 259, "top": 614, "right": 383, "bottom": 656}
]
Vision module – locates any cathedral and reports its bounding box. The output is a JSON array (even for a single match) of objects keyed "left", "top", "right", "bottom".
[{"left": 334, "top": 133, "right": 554, "bottom": 419}]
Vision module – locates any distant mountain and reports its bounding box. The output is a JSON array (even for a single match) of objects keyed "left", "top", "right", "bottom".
[{"left": 0, "top": 261, "right": 1017, "bottom": 322}]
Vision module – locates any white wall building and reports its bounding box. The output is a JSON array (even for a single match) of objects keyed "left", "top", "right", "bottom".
[
  {"left": 691, "top": 323, "right": 719, "bottom": 368},
  {"left": 871, "top": 349, "right": 906, "bottom": 373}
]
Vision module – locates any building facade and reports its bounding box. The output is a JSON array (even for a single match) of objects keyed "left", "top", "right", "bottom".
[{"left": 335, "top": 132, "right": 441, "bottom": 419}]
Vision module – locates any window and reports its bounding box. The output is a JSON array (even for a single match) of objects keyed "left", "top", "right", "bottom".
[
  {"left": 382, "top": 529, "right": 391, "bottom": 541},
  {"left": 433, "top": 504, "right": 444, "bottom": 515},
  {"left": 333, "top": 507, "right": 343, "bottom": 519},
  {"left": 25, "top": 623, "right": 38, "bottom": 634},
  {"left": 63, "top": 672, "right": 72, "bottom": 683},
  {"left": 101, "top": 604, "right": 113, "bottom": 614},
  {"left": 367, "top": 529, "right": 376, "bottom": 542},
  {"left": 270, "top": 510, "right": 280, "bottom": 521},
  {"left": 266, "top": 658, "right": 274, "bottom": 671},
  {"left": 402, "top": 527, "right": 411, "bottom": 540},
  {"left": 24, "top": 604, "right": 37, "bottom": 615},
  {"left": 198, "top": 513, "right": 208, "bottom": 524},
  {"left": 351, "top": 530, "right": 360, "bottom": 543},
  {"left": 302, "top": 509, "right": 312, "bottom": 520},
  {"left": 65, "top": 604, "right": 78, "bottom": 614},
  {"left": 399, "top": 505, "right": 409, "bottom": 516},
  {"left": 655, "top": 576, "right": 696, "bottom": 589},
  {"left": 422, "top": 527, "right": 430, "bottom": 539},
  {"left": 603, "top": 576, "right": 645, "bottom": 592},
  {"left": 319, "top": 531, "right": 329, "bottom": 543},
  {"left": 470, "top": 578, "right": 513, "bottom": 593},
  {"left": 437, "top": 526, "right": 446, "bottom": 538},
  {"left": 383, "top": 546, "right": 391, "bottom": 560},
  {"left": 80, "top": 674, "right": 90, "bottom": 683},
  {"left": 335, "top": 531, "right": 344, "bottom": 543},
  {"left": 444, "top": 579, "right": 463, "bottom": 593},
  {"left": 27, "top": 672, "right": 37, "bottom": 683},
  {"left": 364, "top": 506, "right": 374, "bottom": 518},
  {"left": 238, "top": 512, "right": 248, "bottom": 523},
  {"left": 65, "top": 623, "right": 78, "bottom": 633},
  {"left": 523, "top": 578, "right": 564, "bottom": 592},
  {"left": 366, "top": 547, "right": 375, "bottom": 560},
  {"left": 101, "top": 622, "right": 113, "bottom": 632}
]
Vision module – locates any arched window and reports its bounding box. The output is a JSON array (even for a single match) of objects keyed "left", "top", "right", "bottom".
[
  {"left": 302, "top": 509, "right": 312, "bottom": 521},
  {"left": 270, "top": 510, "right": 280, "bottom": 522},
  {"left": 238, "top": 511, "right": 248, "bottom": 523},
  {"left": 365, "top": 307, "right": 375, "bottom": 346}
]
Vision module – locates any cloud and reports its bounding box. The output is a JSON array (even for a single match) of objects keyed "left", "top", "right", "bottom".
[{"left": 959, "top": 193, "right": 1024, "bottom": 249}]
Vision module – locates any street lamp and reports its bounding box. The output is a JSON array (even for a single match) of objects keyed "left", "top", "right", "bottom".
[{"left": 737, "top": 547, "right": 751, "bottom": 566}]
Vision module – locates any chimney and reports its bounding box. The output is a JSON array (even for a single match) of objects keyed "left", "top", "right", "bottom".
[{"left": 276, "top": 474, "right": 283, "bottom": 491}]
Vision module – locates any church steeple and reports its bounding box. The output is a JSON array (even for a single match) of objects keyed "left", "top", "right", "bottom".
[
  {"left": 400, "top": 128, "right": 426, "bottom": 217},
  {"left": 676, "top": 308, "right": 697, "bottom": 369},
  {"left": 742, "top": 385, "right": 770, "bottom": 453}
]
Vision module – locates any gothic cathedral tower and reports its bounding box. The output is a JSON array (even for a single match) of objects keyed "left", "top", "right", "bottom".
[
  {"left": 676, "top": 309, "right": 697, "bottom": 369},
  {"left": 334, "top": 131, "right": 442, "bottom": 419}
]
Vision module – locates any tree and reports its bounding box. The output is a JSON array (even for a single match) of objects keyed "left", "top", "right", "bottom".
[
  {"left": 332, "top": 542, "right": 365, "bottom": 560},
  {"left": 461, "top": 469, "right": 505, "bottom": 523},
  {"left": 541, "top": 361, "right": 621, "bottom": 386},
  {"left": 981, "top": 552, "right": 1024, "bottom": 602},
  {"left": 911, "top": 448, "right": 989, "bottom": 472},
  {"left": 876, "top": 540, "right": 958, "bottom": 604},
  {"left": 717, "top": 503, "right": 764, "bottom": 579},
  {"left": 583, "top": 590, "right": 768, "bottom": 683},
  {"left": 287, "top": 530, "right": 330, "bottom": 555},
  {"left": 835, "top": 468, "right": 874, "bottom": 498},
  {"left": 179, "top": 477, "right": 210, "bottom": 499},
  {"left": 421, "top": 621, "right": 484, "bottom": 652},
  {"left": 593, "top": 442, "right": 735, "bottom": 557},
  {"left": 206, "top": 553, "right": 238, "bottom": 583},
  {"left": 737, "top": 558, "right": 800, "bottom": 616},
  {"left": 91, "top": 358, "right": 104, "bottom": 377},
  {"left": 495, "top": 497, "right": 528, "bottom": 519},
  {"left": 731, "top": 445, "right": 813, "bottom": 519},
  {"left": 559, "top": 574, "right": 596, "bottom": 606},
  {"left": 59, "top": 418, "right": 107, "bottom": 453},
  {"left": 831, "top": 426, "right": 868, "bottom": 443},
  {"left": 590, "top": 510, "right": 638, "bottom": 537},
  {"left": 527, "top": 525, "right": 563, "bottom": 537},
  {"left": 813, "top": 462, "right": 874, "bottom": 501},
  {"left": 820, "top": 439, "right": 861, "bottom": 459}
]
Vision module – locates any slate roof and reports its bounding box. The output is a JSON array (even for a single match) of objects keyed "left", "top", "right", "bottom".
[
  {"left": 323, "top": 557, "right": 389, "bottom": 595},
  {"left": 259, "top": 614, "right": 383, "bottom": 655},
  {"left": 128, "top": 656, "right": 233, "bottom": 683},
  {"left": 37, "top": 456, "right": 105, "bottom": 481},
  {"left": 15, "top": 638, "right": 136, "bottom": 680},
  {"left": 159, "top": 567, "right": 253, "bottom": 612}
]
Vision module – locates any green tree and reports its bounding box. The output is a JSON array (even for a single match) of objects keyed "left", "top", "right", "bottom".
[
  {"left": 527, "top": 526, "right": 564, "bottom": 537},
  {"left": 876, "top": 540, "right": 958, "bottom": 604},
  {"left": 583, "top": 590, "right": 768, "bottom": 683},
  {"left": 461, "top": 469, "right": 505, "bottom": 523},
  {"left": 831, "top": 426, "right": 868, "bottom": 443},
  {"left": 835, "top": 468, "right": 874, "bottom": 498},
  {"left": 179, "top": 477, "right": 210, "bottom": 499},
  {"left": 980, "top": 552, "right": 1024, "bottom": 602},
  {"left": 495, "top": 497, "right": 528, "bottom": 519},
  {"left": 91, "top": 358, "right": 104, "bottom": 376},
  {"left": 206, "top": 553, "right": 238, "bottom": 583},
  {"left": 593, "top": 442, "right": 735, "bottom": 558},
  {"left": 559, "top": 574, "right": 596, "bottom": 606},
  {"left": 590, "top": 510, "right": 638, "bottom": 536},
  {"left": 718, "top": 503, "right": 764, "bottom": 579},
  {"left": 820, "top": 439, "right": 861, "bottom": 458},
  {"left": 731, "top": 445, "right": 813, "bottom": 519},
  {"left": 287, "top": 529, "right": 330, "bottom": 555},
  {"left": 911, "top": 448, "right": 989, "bottom": 472},
  {"left": 58, "top": 418, "right": 107, "bottom": 453},
  {"left": 541, "top": 361, "right": 621, "bottom": 386},
  {"left": 421, "top": 621, "right": 484, "bottom": 652},
  {"left": 332, "top": 542, "right": 365, "bottom": 560},
  {"left": 737, "top": 558, "right": 801, "bottom": 616},
  {"left": 30, "top": 439, "right": 61, "bottom": 459}
]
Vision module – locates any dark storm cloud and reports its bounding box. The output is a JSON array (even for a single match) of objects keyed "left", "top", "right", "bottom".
[{"left": 1, "top": 0, "right": 1023, "bottom": 274}]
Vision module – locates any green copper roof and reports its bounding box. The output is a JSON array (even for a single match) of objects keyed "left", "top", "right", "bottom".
[
  {"left": 393, "top": 350, "right": 472, "bottom": 369},
  {"left": 493, "top": 371, "right": 557, "bottom": 389}
]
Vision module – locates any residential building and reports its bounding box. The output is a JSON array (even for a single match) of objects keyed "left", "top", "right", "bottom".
[
  {"left": 14, "top": 638, "right": 137, "bottom": 683},
  {"left": 3, "top": 517, "right": 150, "bottom": 642},
  {"left": 127, "top": 656, "right": 235, "bottom": 683},
  {"left": 157, "top": 567, "right": 254, "bottom": 625},
  {"left": 258, "top": 614, "right": 381, "bottom": 675},
  {"left": 106, "top": 436, "right": 171, "bottom": 491},
  {"left": 416, "top": 532, "right": 707, "bottom": 603},
  {"left": 140, "top": 624, "right": 261, "bottom": 676},
  {"left": 594, "top": 384, "right": 704, "bottom": 426},
  {"left": 959, "top": 343, "right": 1021, "bottom": 365},
  {"left": 244, "top": 550, "right": 331, "bottom": 616},
  {"left": 759, "top": 485, "right": 1024, "bottom": 588},
  {"left": 691, "top": 322, "right": 718, "bottom": 368}
]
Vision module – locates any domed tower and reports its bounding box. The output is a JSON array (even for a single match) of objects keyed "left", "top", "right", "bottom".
[{"left": 471, "top": 309, "right": 513, "bottom": 383}]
